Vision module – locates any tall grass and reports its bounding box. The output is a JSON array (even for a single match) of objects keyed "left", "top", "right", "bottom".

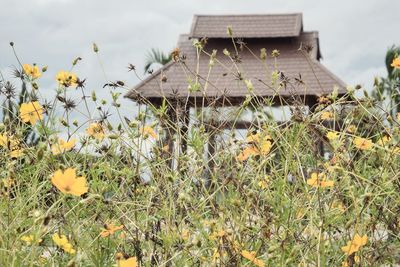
[{"left": 0, "top": 40, "right": 399, "bottom": 267}]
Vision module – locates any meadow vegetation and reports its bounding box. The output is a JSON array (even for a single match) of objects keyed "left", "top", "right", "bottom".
[{"left": 0, "top": 40, "right": 400, "bottom": 266}]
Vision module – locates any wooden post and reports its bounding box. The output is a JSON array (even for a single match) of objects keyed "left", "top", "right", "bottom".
[{"left": 180, "top": 105, "right": 190, "bottom": 155}]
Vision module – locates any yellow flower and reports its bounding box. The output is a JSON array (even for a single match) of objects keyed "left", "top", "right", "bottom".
[
  {"left": 377, "top": 135, "right": 391, "bottom": 147},
  {"left": 347, "top": 125, "right": 357, "bottom": 134},
  {"left": 320, "top": 111, "right": 334, "bottom": 120},
  {"left": 56, "top": 70, "right": 78, "bottom": 87},
  {"left": 23, "top": 64, "right": 42, "bottom": 79},
  {"left": 20, "top": 235, "right": 42, "bottom": 245},
  {"left": 19, "top": 101, "right": 44, "bottom": 126},
  {"left": 52, "top": 233, "right": 76, "bottom": 254},
  {"left": 259, "top": 139, "right": 272, "bottom": 155},
  {"left": 100, "top": 224, "right": 124, "bottom": 237},
  {"left": 141, "top": 126, "right": 157, "bottom": 139},
  {"left": 2, "top": 178, "right": 15, "bottom": 188},
  {"left": 51, "top": 168, "right": 88, "bottom": 196},
  {"left": 306, "top": 172, "right": 334, "bottom": 188},
  {"left": 118, "top": 257, "right": 138, "bottom": 267},
  {"left": 241, "top": 250, "right": 265, "bottom": 267},
  {"left": 392, "top": 147, "right": 400, "bottom": 154},
  {"left": 52, "top": 138, "right": 76, "bottom": 155},
  {"left": 210, "top": 230, "right": 225, "bottom": 240},
  {"left": 353, "top": 137, "right": 373, "bottom": 150},
  {"left": 258, "top": 180, "right": 267, "bottom": 189},
  {"left": 331, "top": 200, "right": 346, "bottom": 212},
  {"left": 237, "top": 133, "right": 272, "bottom": 161},
  {"left": 0, "top": 133, "right": 24, "bottom": 158},
  {"left": 236, "top": 146, "right": 259, "bottom": 161},
  {"left": 326, "top": 131, "right": 339, "bottom": 141},
  {"left": 10, "top": 148, "right": 24, "bottom": 158},
  {"left": 86, "top": 122, "right": 105, "bottom": 140},
  {"left": 341, "top": 234, "right": 368, "bottom": 255},
  {"left": 181, "top": 229, "right": 190, "bottom": 240},
  {"left": 246, "top": 133, "right": 259, "bottom": 143},
  {"left": 391, "top": 57, "right": 400, "bottom": 69}
]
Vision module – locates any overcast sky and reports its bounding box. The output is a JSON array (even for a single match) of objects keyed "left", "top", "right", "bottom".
[{"left": 1, "top": 0, "right": 399, "bottom": 123}]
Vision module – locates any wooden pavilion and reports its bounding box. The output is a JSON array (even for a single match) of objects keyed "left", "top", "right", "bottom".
[{"left": 125, "top": 13, "right": 347, "bottom": 158}]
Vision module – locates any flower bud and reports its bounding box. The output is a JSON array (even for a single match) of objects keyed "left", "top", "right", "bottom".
[
  {"left": 93, "top": 43, "right": 99, "bottom": 53},
  {"left": 227, "top": 26, "right": 233, "bottom": 37}
]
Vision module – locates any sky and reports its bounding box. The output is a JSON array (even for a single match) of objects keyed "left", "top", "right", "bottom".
[{"left": 0, "top": 0, "right": 399, "bottom": 124}]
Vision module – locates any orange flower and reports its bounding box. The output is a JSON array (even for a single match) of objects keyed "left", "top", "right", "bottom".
[
  {"left": 341, "top": 234, "right": 368, "bottom": 255},
  {"left": 51, "top": 168, "right": 88, "bottom": 196},
  {"left": 306, "top": 172, "right": 334, "bottom": 188},
  {"left": 141, "top": 126, "right": 157, "bottom": 139},
  {"left": 100, "top": 224, "right": 124, "bottom": 237},
  {"left": 51, "top": 138, "right": 76, "bottom": 155},
  {"left": 391, "top": 57, "right": 400, "bottom": 69},
  {"left": 241, "top": 250, "right": 265, "bottom": 267},
  {"left": 236, "top": 146, "right": 259, "bottom": 161},
  {"left": 118, "top": 257, "right": 138, "bottom": 267},
  {"left": 19, "top": 101, "right": 44, "bottom": 126},
  {"left": 237, "top": 133, "right": 272, "bottom": 161},
  {"left": 353, "top": 137, "right": 373, "bottom": 150}
]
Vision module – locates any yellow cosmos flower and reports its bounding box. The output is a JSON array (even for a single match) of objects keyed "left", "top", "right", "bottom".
[
  {"left": 326, "top": 131, "right": 339, "bottom": 141},
  {"left": 23, "top": 64, "right": 42, "bottom": 79},
  {"left": 0, "top": 133, "right": 24, "bottom": 158},
  {"left": 258, "top": 180, "right": 268, "bottom": 189},
  {"left": 51, "top": 168, "right": 88, "bottom": 196},
  {"left": 320, "top": 111, "right": 334, "bottom": 120},
  {"left": 56, "top": 70, "right": 78, "bottom": 87},
  {"left": 181, "top": 229, "right": 190, "bottom": 240},
  {"left": 377, "top": 135, "right": 391, "bottom": 147},
  {"left": 391, "top": 57, "right": 400, "bottom": 69},
  {"left": 209, "top": 229, "right": 226, "bottom": 240},
  {"left": 2, "top": 178, "right": 15, "bottom": 188},
  {"left": 353, "top": 137, "right": 373, "bottom": 150},
  {"left": 341, "top": 234, "right": 368, "bottom": 255},
  {"left": 306, "top": 172, "right": 334, "bottom": 188},
  {"left": 347, "top": 125, "right": 357, "bottom": 134},
  {"left": 19, "top": 101, "right": 44, "bottom": 126},
  {"left": 86, "top": 122, "right": 105, "bottom": 140},
  {"left": 100, "top": 224, "right": 124, "bottom": 237},
  {"left": 237, "top": 133, "right": 272, "bottom": 161},
  {"left": 241, "top": 250, "right": 265, "bottom": 267},
  {"left": 236, "top": 146, "right": 259, "bottom": 161},
  {"left": 118, "top": 257, "right": 138, "bottom": 267},
  {"left": 10, "top": 148, "right": 24, "bottom": 158},
  {"left": 21, "top": 235, "right": 42, "bottom": 245},
  {"left": 52, "top": 233, "right": 76, "bottom": 254},
  {"left": 51, "top": 138, "right": 76, "bottom": 155},
  {"left": 141, "top": 126, "right": 157, "bottom": 139}
]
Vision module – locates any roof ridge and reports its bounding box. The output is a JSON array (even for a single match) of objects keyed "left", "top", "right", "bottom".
[{"left": 193, "top": 13, "right": 302, "bottom": 17}]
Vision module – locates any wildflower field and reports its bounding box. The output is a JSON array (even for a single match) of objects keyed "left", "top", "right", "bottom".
[{"left": 0, "top": 41, "right": 400, "bottom": 267}]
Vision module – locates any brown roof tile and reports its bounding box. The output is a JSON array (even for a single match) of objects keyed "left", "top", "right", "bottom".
[
  {"left": 189, "top": 14, "right": 302, "bottom": 38},
  {"left": 125, "top": 33, "right": 346, "bottom": 101}
]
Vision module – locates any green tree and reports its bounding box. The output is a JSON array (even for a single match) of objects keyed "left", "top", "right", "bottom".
[
  {"left": 375, "top": 45, "right": 400, "bottom": 116},
  {"left": 144, "top": 48, "right": 172, "bottom": 74}
]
